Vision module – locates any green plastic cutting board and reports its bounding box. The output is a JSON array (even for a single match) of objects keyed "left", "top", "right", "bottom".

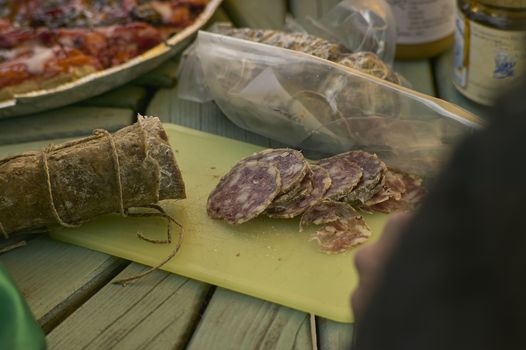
[{"left": 7, "top": 124, "right": 390, "bottom": 323}]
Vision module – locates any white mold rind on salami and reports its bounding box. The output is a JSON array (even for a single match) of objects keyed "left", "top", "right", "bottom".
[
  {"left": 207, "top": 161, "right": 281, "bottom": 224},
  {"left": 266, "top": 164, "right": 331, "bottom": 219},
  {"left": 237, "top": 148, "right": 307, "bottom": 193}
]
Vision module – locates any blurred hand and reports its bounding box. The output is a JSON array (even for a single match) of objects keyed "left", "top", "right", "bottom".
[{"left": 352, "top": 212, "right": 413, "bottom": 321}]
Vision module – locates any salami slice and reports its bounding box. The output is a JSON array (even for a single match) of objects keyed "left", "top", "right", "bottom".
[
  {"left": 317, "top": 157, "right": 363, "bottom": 200},
  {"left": 310, "top": 217, "right": 371, "bottom": 254},
  {"left": 272, "top": 167, "right": 313, "bottom": 206},
  {"left": 237, "top": 148, "right": 307, "bottom": 193},
  {"left": 368, "top": 169, "right": 426, "bottom": 213},
  {"left": 337, "top": 151, "right": 387, "bottom": 204},
  {"left": 207, "top": 161, "right": 281, "bottom": 224},
  {"left": 365, "top": 168, "right": 406, "bottom": 207},
  {"left": 266, "top": 165, "right": 331, "bottom": 219},
  {"left": 400, "top": 171, "right": 426, "bottom": 209},
  {"left": 300, "top": 200, "right": 359, "bottom": 231}
]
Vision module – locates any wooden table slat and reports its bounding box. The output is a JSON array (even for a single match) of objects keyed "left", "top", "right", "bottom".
[
  {"left": 187, "top": 288, "right": 312, "bottom": 350},
  {"left": 318, "top": 318, "right": 354, "bottom": 350},
  {"left": 47, "top": 264, "right": 210, "bottom": 350},
  {"left": 0, "top": 106, "right": 134, "bottom": 146},
  {"left": 0, "top": 236, "right": 126, "bottom": 333}
]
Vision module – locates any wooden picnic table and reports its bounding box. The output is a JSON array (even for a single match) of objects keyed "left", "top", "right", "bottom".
[{"left": 0, "top": 1, "right": 491, "bottom": 349}]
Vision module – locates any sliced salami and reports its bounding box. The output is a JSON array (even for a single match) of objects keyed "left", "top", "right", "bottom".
[
  {"left": 337, "top": 151, "right": 387, "bottom": 204},
  {"left": 400, "top": 171, "right": 426, "bottom": 209},
  {"left": 317, "top": 157, "right": 363, "bottom": 200},
  {"left": 272, "top": 167, "right": 313, "bottom": 206},
  {"left": 237, "top": 148, "right": 307, "bottom": 193},
  {"left": 368, "top": 169, "right": 426, "bottom": 213},
  {"left": 300, "top": 200, "right": 359, "bottom": 231},
  {"left": 207, "top": 161, "right": 281, "bottom": 224},
  {"left": 365, "top": 168, "right": 406, "bottom": 207},
  {"left": 310, "top": 217, "right": 371, "bottom": 254},
  {"left": 367, "top": 197, "right": 403, "bottom": 214},
  {"left": 266, "top": 165, "right": 331, "bottom": 219}
]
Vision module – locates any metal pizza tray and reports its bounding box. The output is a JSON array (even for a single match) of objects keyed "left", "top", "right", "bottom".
[{"left": 0, "top": 0, "right": 223, "bottom": 119}]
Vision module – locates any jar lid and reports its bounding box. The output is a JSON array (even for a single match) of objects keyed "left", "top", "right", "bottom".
[{"left": 478, "top": 0, "right": 526, "bottom": 8}]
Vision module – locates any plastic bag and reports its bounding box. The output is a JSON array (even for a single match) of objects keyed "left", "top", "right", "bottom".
[
  {"left": 181, "top": 31, "right": 481, "bottom": 176},
  {"left": 300, "top": 0, "right": 396, "bottom": 66}
]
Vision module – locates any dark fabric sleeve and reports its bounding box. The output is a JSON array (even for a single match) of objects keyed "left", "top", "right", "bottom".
[{"left": 354, "top": 83, "right": 526, "bottom": 350}]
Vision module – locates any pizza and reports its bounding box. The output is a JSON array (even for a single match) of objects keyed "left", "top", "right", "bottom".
[{"left": 0, "top": 0, "right": 209, "bottom": 100}]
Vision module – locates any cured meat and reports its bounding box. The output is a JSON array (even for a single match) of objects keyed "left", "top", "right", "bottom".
[
  {"left": 365, "top": 168, "right": 406, "bottom": 207},
  {"left": 213, "top": 23, "right": 401, "bottom": 84},
  {"left": 206, "top": 147, "right": 425, "bottom": 246},
  {"left": 368, "top": 170, "right": 426, "bottom": 213},
  {"left": 335, "top": 151, "right": 387, "bottom": 204},
  {"left": 301, "top": 200, "right": 371, "bottom": 253},
  {"left": 266, "top": 165, "right": 331, "bottom": 219},
  {"left": 236, "top": 148, "right": 307, "bottom": 193},
  {"left": 0, "top": 116, "right": 185, "bottom": 237},
  {"left": 310, "top": 217, "right": 371, "bottom": 254},
  {"left": 336, "top": 52, "right": 402, "bottom": 84},
  {"left": 300, "top": 200, "right": 359, "bottom": 231},
  {"left": 270, "top": 168, "right": 313, "bottom": 207},
  {"left": 207, "top": 161, "right": 281, "bottom": 224},
  {"left": 317, "top": 157, "right": 363, "bottom": 200},
  {"left": 400, "top": 172, "right": 426, "bottom": 209}
]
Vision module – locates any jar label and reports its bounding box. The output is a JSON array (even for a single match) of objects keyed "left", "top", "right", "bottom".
[
  {"left": 388, "top": 0, "right": 455, "bottom": 44},
  {"left": 453, "top": 10, "right": 526, "bottom": 105}
]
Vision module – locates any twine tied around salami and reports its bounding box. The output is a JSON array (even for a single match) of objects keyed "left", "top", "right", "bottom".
[
  {"left": 0, "top": 115, "right": 186, "bottom": 285},
  {"left": 207, "top": 147, "right": 426, "bottom": 254}
]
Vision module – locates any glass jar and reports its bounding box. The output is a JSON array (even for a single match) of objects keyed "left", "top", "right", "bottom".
[
  {"left": 453, "top": 0, "right": 526, "bottom": 105},
  {"left": 387, "top": 0, "right": 456, "bottom": 59}
]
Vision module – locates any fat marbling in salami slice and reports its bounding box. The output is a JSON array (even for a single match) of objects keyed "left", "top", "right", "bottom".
[
  {"left": 237, "top": 148, "right": 307, "bottom": 193},
  {"left": 299, "top": 200, "right": 360, "bottom": 232},
  {"left": 266, "top": 165, "right": 331, "bottom": 219},
  {"left": 317, "top": 157, "right": 363, "bottom": 200},
  {"left": 207, "top": 161, "right": 281, "bottom": 224}
]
